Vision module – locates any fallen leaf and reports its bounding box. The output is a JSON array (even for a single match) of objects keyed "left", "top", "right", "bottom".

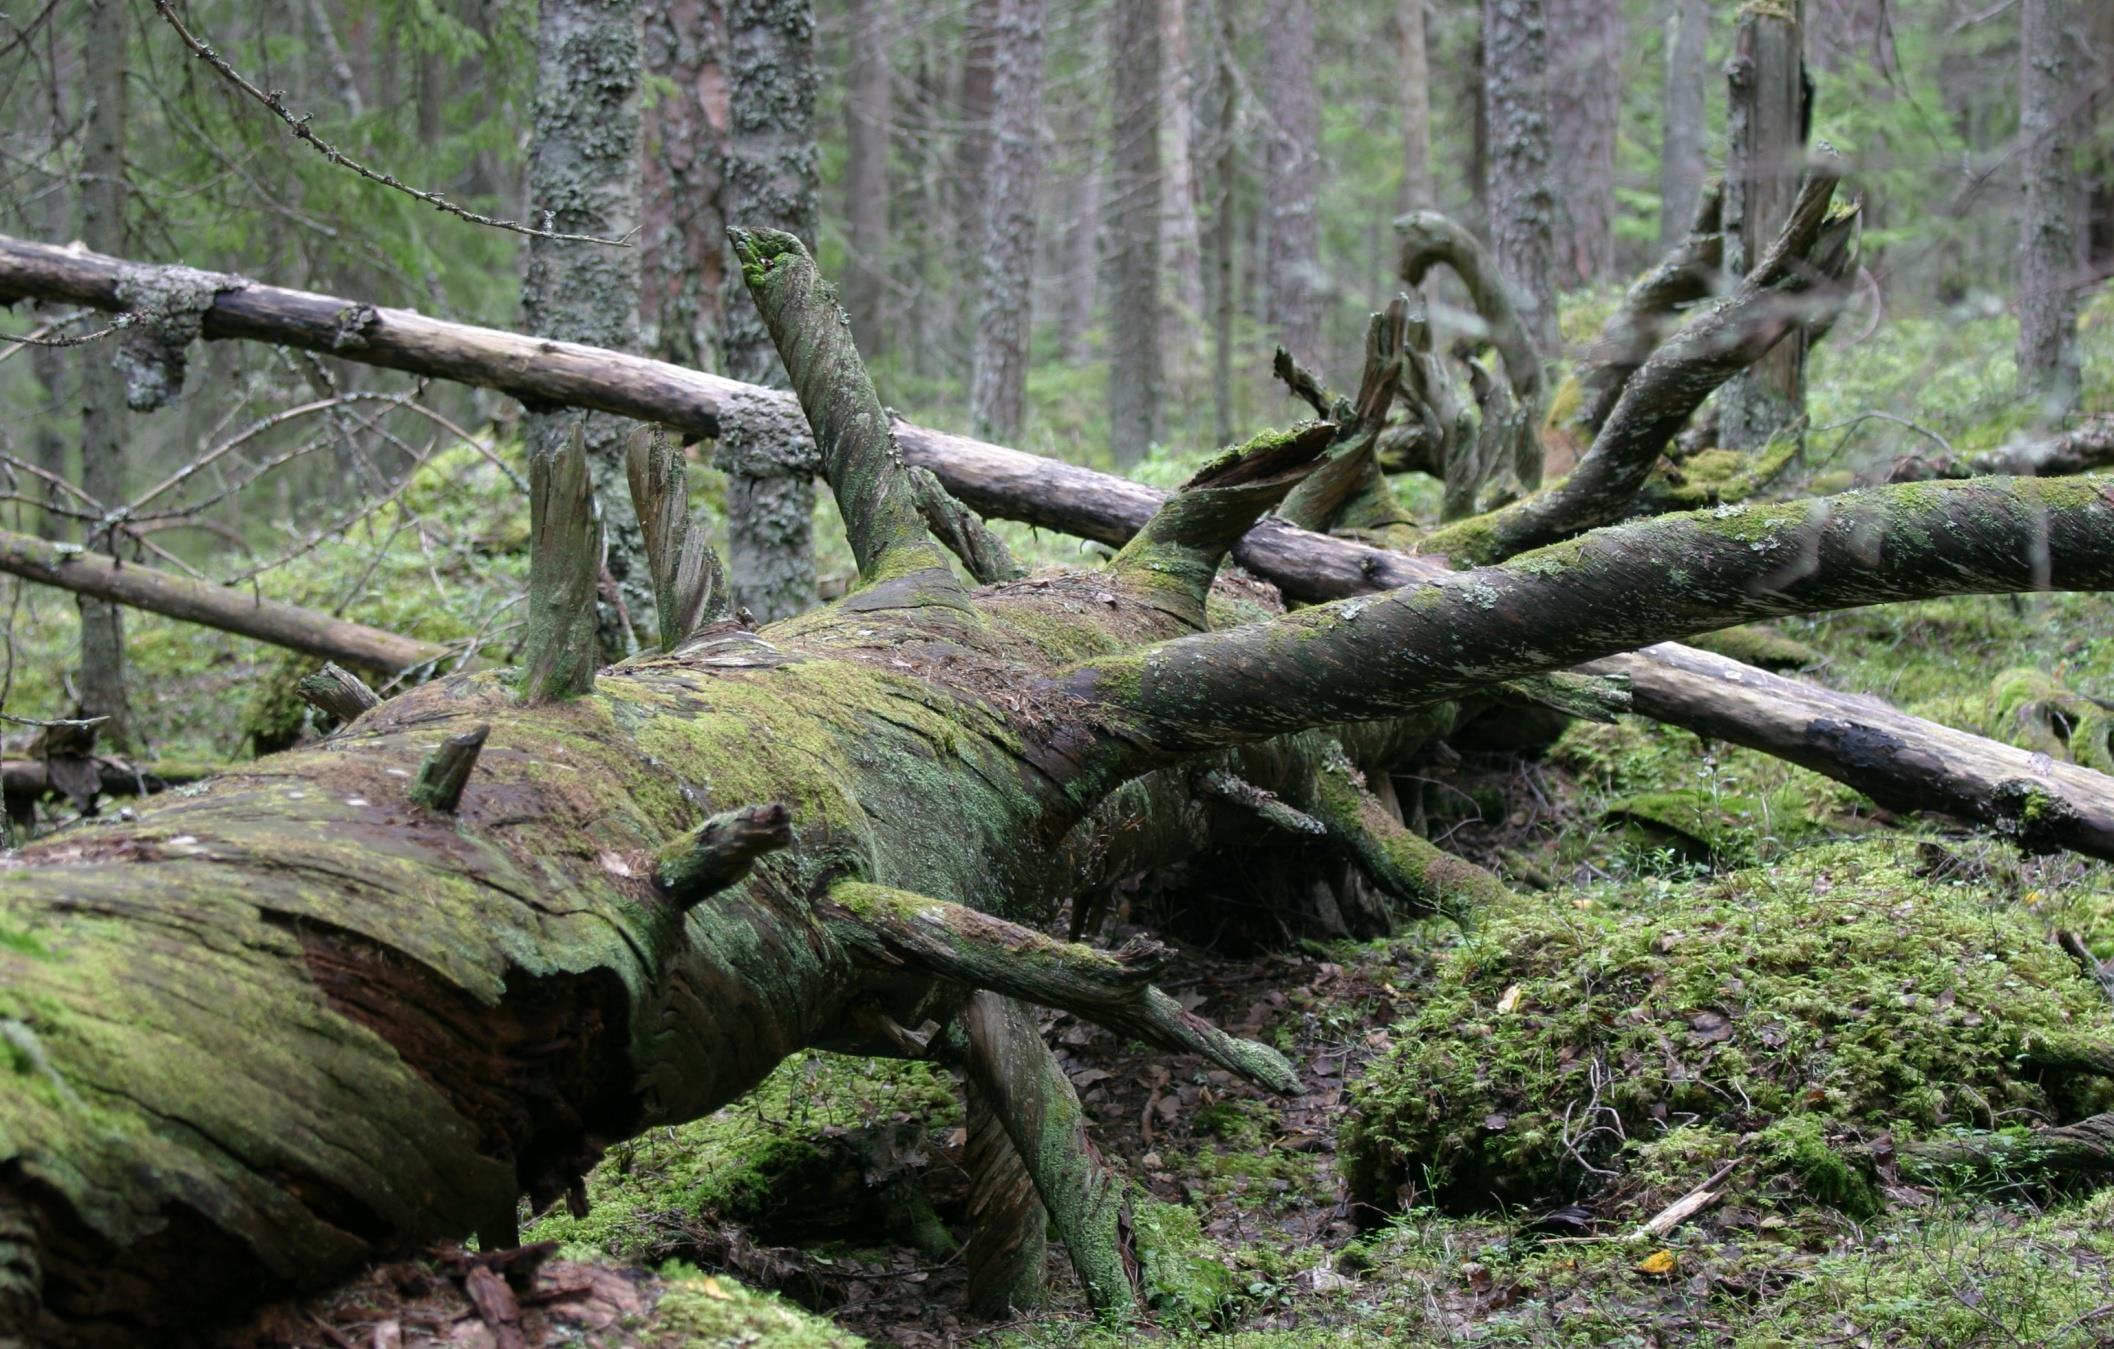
[{"left": 696, "top": 1276, "right": 732, "bottom": 1301}]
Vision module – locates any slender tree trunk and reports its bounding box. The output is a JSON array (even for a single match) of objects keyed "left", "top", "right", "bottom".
[
  {"left": 1397, "top": 0, "right": 1435, "bottom": 214},
  {"left": 1262, "top": 0, "right": 1323, "bottom": 360},
  {"left": 1547, "top": 0, "right": 1619, "bottom": 286},
  {"left": 2017, "top": 0, "right": 2081, "bottom": 414},
  {"left": 524, "top": 0, "right": 646, "bottom": 657},
  {"left": 950, "top": 11, "right": 997, "bottom": 376},
  {"left": 842, "top": 0, "right": 892, "bottom": 356},
  {"left": 1107, "top": 0, "right": 1164, "bottom": 466},
  {"left": 1481, "top": 0, "right": 1559, "bottom": 350},
  {"left": 1657, "top": 0, "right": 1709, "bottom": 253},
  {"left": 1718, "top": 0, "right": 1809, "bottom": 451},
  {"left": 1056, "top": 107, "right": 1102, "bottom": 363},
  {"left": 1210, "top": 0, "right": 1240, "bottom": 445},
  {"left": 75, "top": 0, "right": 129, "bottom": 749},
  {"left": 898, "top": 36, "right": 941, "bottom": 380},
  {"left": 718, "top": 0, "right": 820, "bottom": 621},
  {"left": 967, "top": 0, "right": 1045, "bottom": 441},
  {"left": 28, "top": 39, "right": 71, "bottom": 544},
  {"left": 641, "top": 0, "right": 729, "bottom": 370},
  {"left": 1161, "top": 0, "right": 1207, "bottom": 359}
]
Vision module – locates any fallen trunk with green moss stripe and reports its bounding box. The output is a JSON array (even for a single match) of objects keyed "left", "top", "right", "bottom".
[{"left": 5, "top": 230, "right": 2114, "bottom": 1343}]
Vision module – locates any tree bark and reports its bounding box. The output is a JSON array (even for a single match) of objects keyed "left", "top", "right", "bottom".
[
  {"left": 1657, "top": 0, "right": 1709, "bottom": 253},
  {"left": 1547, "top": 0, "right": 1620, "bottom": 285},
  {"left": 640, "top": 0, "right": 729, "bottom": 369},
  {"left": 1397, "top": 0, "right": 1435, "bottom": 214},
  {"left": 719, "top": 0, "right": 821, "bottom": 621},
  {"left": 523, "top": 0, "right": 646, "bottom": 656},
  {"left": 1262, "top": 0, "right": 1324, "bottom": 360},
  {"left": 2016, "top": 0, "right": 2081, "bottom": 414},
  {"left": 1718, "top": 0, "right": 1810, "bottom": 451},
  {"left": 966, "top": 0, "right": 1044, "bottom": 442},
  {"left": 1107, "top": 0, "right": 1164, "bottom": 466},
  {"left": 842, "top": 0, "right": 892, "bottom": 356},
  {"left": 1481, "top": 0, "right": 1559, "bottom": 350},
  {"left": 75, "top": 0, "right": 130, "bottom": 749}
]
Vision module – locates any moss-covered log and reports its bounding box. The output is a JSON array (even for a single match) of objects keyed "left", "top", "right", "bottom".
[{"left": 1, "top": 460, "right": 2110, "bottom": 1339}]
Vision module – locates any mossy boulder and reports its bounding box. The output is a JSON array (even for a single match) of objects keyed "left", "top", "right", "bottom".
[{"left": 1342, "top": 840, "right": 2114, "bottom": 1215}]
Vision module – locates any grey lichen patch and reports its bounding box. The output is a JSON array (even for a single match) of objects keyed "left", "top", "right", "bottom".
[{"left": 111, "top": 262, "right": 244, "bottom": 410}]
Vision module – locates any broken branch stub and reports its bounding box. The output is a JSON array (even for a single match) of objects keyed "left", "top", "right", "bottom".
[
  {"left": 652, "top": 803, "right": 794, "bottom": 907},
  {"left": 296, "top": 663, "right": 382, "bottom": 724},
  {"left": 408, "top": 724, "right": 490, "bottom": 813}
]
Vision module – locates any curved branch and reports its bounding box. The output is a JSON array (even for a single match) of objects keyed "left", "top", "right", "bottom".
[
  {"left": 1064, "top": 474, "right": 2114, "bottom": 751},
  {"left": 825, "top": 883, "right": 1300, "bottom": 1094},
  {"left": 1424, "top": 171, "right": 1857, "bottom": 564},
  {"left": 1394, "top": 211, "right": 1548, "bottom": 489}
]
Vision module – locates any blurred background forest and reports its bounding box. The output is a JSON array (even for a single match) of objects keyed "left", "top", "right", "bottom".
[{"left": 0, "top": 0, "right": 2110, "bottom": 764}]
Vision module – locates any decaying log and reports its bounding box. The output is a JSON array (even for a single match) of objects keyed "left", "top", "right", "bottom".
[
  {"left": 0, "top": 526, "right": 446, "bottom": 674},
  {"left": 2, "top": 233, "right": 2110, "bottom": 862}
]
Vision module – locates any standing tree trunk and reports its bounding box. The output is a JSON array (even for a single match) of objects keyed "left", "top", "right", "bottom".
[
  {"left": 1718, "top": 0, "right": 1810, "bottom": 451},
  {"left": 1481, "top": 0, "right": 1559, "bottom": 351},
  {"left": 1397, "top": 0, "right": 1435, "bottom": 214},
  {"left": 1657, "top": 0, "right": 1709, "bottom": 253},
  {"left": 967, "top": 0, "right": 1045, "bottom": 442},
  {"left": 524, "top": 0, "right": 646, "bottom": 653},
  {"left": 1161, "top": 0, "right": 1208, "bottom": 362},
  {"left": 1547, "top": 0, "right": 1620, "bottom": 286},
  {"left": 2016, "top": 0, "right": 2081, "bottom": 415},
  {"left": 1107, "top": 0, "right": 1164, "bottom": 466},
  {"left": 950, "top": 11, "right": 997, "bottom": 376},
  {"left": 1262, "top": 0, "right": 1323, "bottom": 360},
  {"left": 1209, "top": 0, "right": 1240, "bottom": 445},
  {"left": 75, "top": 0, "right": 129, "bottom": 749},
  {"left": 842, "top": 0, "right": 892, "bottom": 357},
  {"left": 641, "top": 0, "right": 729, "bottom": 370},
  {"left": 718, "top": 0, "right": 820, "bottom": 621}
]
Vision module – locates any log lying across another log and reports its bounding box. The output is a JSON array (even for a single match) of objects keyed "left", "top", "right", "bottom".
[{"left": 3, "top": 233, "right": 2111, "bottom": 858}]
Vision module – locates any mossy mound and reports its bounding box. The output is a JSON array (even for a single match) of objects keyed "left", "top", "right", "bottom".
[
  {"left": 647, "top": 1262, "right": 864, "bottom": 1347},
  {"left": 1342, "top": 839, "right": 2114, "bottom": 1214},
  {"left": 529, "top": 1051, "right": 958, "bottom": 1263}
]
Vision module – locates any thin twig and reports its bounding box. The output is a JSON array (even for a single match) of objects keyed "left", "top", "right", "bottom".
[{"left": 148, "top": 0, "right": 633, "bottom": 248}]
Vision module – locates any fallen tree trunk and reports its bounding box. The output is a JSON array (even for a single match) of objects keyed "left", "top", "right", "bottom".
[
  {"left": 3, "top": 233, "right": 2111, "bottom": 858},
  {"left": 0, "top": 528, "right": 447, "bottom": 674},
  {"left": 1, "top": 461, "right": 2110, "bottom": 1341},
  {"left": 6, "top": 228, "right": 2114, "bottom": 1343},
  {"left": 1889, "top": 415, "right": 2114, "bottom": 483}
]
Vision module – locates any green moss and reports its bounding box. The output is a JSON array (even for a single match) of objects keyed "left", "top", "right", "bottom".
[
  {"left": 1133, "top": 1200, "right": 1240, "bottom": 1327},
  {"left": 529, "top": 1052, "right": 958, "bottom": 1261},
  {"left": 1342, "top": 839, "right": 2114, "bottom": 1215},
  {"left": 648, "top": 1262, "right": 863, "bottom": 1347}
]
